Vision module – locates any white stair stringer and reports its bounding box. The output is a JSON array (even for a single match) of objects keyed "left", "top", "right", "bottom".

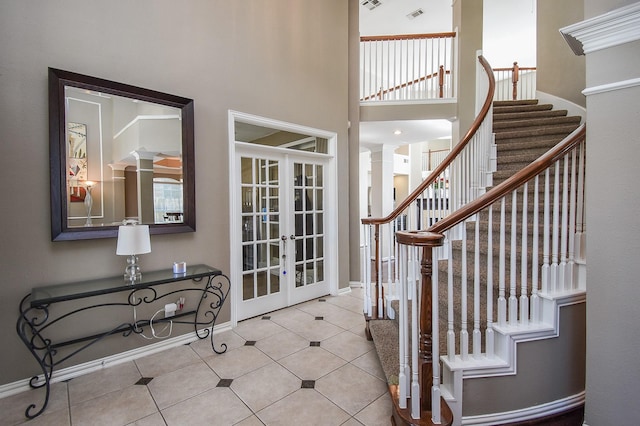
[{"left": 439, "top": 289, "right": 586, "bottom": 426}]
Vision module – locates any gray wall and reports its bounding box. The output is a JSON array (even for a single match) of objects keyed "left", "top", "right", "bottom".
[
  {"left": 582, "top": 2, "right": 640, "bottom": 424},
  {"left": 463, "top": 303, "right": 586, "bottom": 416},
  {"left": 537, "top": 0, "right": 586, "bottom": 107},
  {"left": 452, "top": 0, "right": 485, "bottom": 142},
  {"left": 0, "top": 0, "right": 350, "bottom": 385}
]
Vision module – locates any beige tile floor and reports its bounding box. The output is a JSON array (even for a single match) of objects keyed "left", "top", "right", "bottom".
[{"left": 2, "top": 287, "right": 392, "bottom": 426}]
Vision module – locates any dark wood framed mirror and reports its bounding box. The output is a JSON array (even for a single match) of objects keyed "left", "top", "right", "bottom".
[{"left": 49, "top": 68, "right": 195, "bottom": 241}]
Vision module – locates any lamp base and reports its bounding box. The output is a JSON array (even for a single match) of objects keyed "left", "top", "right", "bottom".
[{"left": 124, "top": 255, "right": 142, "bottom": 284}]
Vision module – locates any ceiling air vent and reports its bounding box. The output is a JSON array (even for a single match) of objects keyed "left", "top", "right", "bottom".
[
  {"left": 407, "top": 8, "right": 424, "bottom": 19},
  {"left": 361, "top": 0, "right": 382, "bottom": 11}
]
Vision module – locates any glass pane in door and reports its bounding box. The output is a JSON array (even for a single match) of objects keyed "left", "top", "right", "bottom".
[
  {"left": 241, "top": 157, "right": 281, "bottom": 301},
  {"left": 292, "top": 161, "right": 324, "bottom": 288}
]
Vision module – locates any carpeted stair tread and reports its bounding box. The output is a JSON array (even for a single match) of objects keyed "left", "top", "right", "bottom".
[
  {"left": 493, "top": 100, "right": 539, "bottom": 107},
  {"left": 494, "top": 123, "right": 580, "bottom": 141},
  {"left": 493, "top": 115, "right": 581, "bottom": 131},
  {"left": 493, "top": 109, "right": 569, "bottom": 122},
  {"left": 496, "top": 136, "right": 567, "bottom": 152},
  {"left": 369, "top": 319, "right": 400, "bottom": 385},
  {"left": 493, "top": 103, "right": 553, "bottom": 114}
]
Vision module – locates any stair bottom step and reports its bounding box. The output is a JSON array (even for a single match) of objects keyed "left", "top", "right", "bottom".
[{"left": 368, "top": 319, "right": 399, "bottom": 385}]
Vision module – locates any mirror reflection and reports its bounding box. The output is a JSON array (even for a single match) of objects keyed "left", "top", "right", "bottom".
[
  {"left": 65, "top": 87, "right": 183, "bottom": 228},
  {"left": 49, "top": 68, "right": 195, "bottom": 241}
]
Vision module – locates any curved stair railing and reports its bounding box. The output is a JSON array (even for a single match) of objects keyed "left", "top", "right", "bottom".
[
  {"left": 362, "top": 54, "right": 496, "bottom": 323},
  {"left": 395, "top": 123, "right": 586, "bottom": 423},
  {"left": 360, "top": 54, "right": 495, "bottom": 425}
]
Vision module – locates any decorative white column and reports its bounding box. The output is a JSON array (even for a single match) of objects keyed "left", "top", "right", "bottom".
[
  {"left": 132, "top": 151, "right": 156, "bottom": 224},
  {"left": 370, "top": 144, "right": 396, "bottom": 261}
]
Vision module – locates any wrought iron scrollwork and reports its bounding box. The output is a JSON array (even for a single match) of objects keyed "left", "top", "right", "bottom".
[
  {"left": 16, "top": 266, "right": 230, "bottom": 419},
  {"left": 194, "top": 274, "right": 230, "bottom": 354}
]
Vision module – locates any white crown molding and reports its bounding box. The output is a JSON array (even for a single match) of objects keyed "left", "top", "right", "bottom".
[
  {"left": 582, "top": 76, "right": 640, "bottom": 96},
  {"left": 560, "top": 1, "right": 640, "bottom": 55}
]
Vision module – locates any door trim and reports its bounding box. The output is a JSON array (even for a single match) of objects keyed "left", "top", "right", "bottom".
[{"left": 228, "top": 110, "right": 338, "bottom": 326}]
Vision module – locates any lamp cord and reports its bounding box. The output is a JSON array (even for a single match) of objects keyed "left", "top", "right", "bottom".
[{"left": 132, "top": 295, "right": 173, "bottom": 340}]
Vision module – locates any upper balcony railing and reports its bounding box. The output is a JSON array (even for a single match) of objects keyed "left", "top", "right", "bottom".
[
  {"left": 493, "top": 62, "right": 537, "bottom": 101},
  {"left": 360, "top": 32, "right": 457, "bottom": 102}
]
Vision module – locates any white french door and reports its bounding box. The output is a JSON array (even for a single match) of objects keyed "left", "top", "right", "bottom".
[{"left": 235, "top": 146, "right": 331, "bottom": 320}]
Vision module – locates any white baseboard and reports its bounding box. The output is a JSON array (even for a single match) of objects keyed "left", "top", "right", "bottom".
[
  {"left": 462, "top": 391, "right": 585, "bottom": 425},
  {"left": 337, "top": 286, "right": 352, "bottom": 295},
  {"left": 349, "top": 281, "right": 363, "bottom": 289},
  {"left": 0, "top": 322, "right": 231, "bottom": 400}
]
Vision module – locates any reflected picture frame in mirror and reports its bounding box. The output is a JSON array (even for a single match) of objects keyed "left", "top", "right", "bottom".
[{"left": 49, "top": 68, "right": 195, "bottom": 241}]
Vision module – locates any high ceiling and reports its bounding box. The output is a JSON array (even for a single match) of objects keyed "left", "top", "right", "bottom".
[{"left": 359, "top": 0, "right": 453, "bottom": 36}]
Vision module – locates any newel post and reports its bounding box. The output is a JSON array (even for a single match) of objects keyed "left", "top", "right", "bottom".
[
  {"left": 420, "top": 246, "right": 435, "bottom": 412},
  {"left": 396, "top": 230, "right": 445, "bottom": 417},
  {"left": 511, "top": 61, "right": 519, "bottom": 100},
  {"left": 438, "top": 65, "right": 445, "bottom": 98}
]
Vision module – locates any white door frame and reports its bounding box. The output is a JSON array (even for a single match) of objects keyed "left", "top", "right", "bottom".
[{"left": 228, "top": 110, "right": 338, "bottom": 326}]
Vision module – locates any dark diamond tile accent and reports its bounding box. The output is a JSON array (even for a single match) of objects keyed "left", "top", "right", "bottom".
[
  {"left": 318, "top": 299, "right": 326, "bottom": 302},
  {"left": 135, "top": 377, "right": 153, "bottom": 385},
  {"left": 315, "top": 316, "right": 324, "bottom": 321},
  {"left": 245, "top": 340, "right": 257, "bottom": 346},
  {"left": 217, "top": 378, "right": 233, "bottom": 387},
  {"left": 262, "top": 316, "right": 271, "bottom": 320},
  {"left": 310, "top": 341, "right": 321, "bottom": 347},
  {"left": 301, "top": 380, "right": 315, "bottom": 389}
]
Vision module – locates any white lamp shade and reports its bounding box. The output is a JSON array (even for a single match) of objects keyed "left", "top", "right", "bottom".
[{"left": 116, "top": 224, "right": 151, "bottom": 255}]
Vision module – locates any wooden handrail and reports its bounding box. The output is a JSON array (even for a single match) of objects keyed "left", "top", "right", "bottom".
[
  {"left": 360, "top": 32, "right": 457, "bottom": 42},
  {"left": 361, "top": 68, "right": 451, "bottom": 101},
  {"left": 493, "top": 66, "right": 536, "bottom": 72},
  {"left": 426, "top": 123, "right": 586, "bottom": 236},
  {"left": 362, "top": 55, "right": 496, "bottom": 226}
]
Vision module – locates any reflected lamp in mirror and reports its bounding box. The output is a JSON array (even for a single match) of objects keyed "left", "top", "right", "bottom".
[
  {"left": 83, "top": 181, "right": 97, "bottom": 227},
  {"left": 116, "top": 222, "right": 151, "bottom": 283}
]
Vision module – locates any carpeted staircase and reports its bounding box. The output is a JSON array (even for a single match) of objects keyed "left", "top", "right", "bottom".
[{"left": 367, "top": 99, "right": 582, "bottom": 389}]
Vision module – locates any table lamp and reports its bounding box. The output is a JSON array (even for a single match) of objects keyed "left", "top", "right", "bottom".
[
  {"left": 84, "top": 181, "right": 96, "bottom": 226},
  {"left": 116, "top": 222, "right": 151, "bottom": 283}
]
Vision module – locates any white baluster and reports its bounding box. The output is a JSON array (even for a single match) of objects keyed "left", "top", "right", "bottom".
[
  {"left": 473, "top": 216, "right": 482, "bottom": 358},
  {"left": 432, "top": 247, "right": 441, "bottom": 424},
  {"left": 531, "top": 176, "right": 540, "bottom": 323},
  {"left": 387, "top": 224, "right": 393, "bottom": 305},
  {"left": 364, "top": 224, "right": 372, "bottom": 317},
  {"left": 460, "top": 224, "right": 469, "bottom": 360},
  {"left": 567, "top": 149, "right": 577, "bottom": 290},
  {"left": 398, "top": 244, "right": 407, "bottom": 409},
  {"left": 377, "top": 226, "right": 384, "bottom": 318},
  {"left": 575, "top": 142, "right": 586, "bottom": 263},
  {"left": 447, "top": 235, "right": 455, "bottom": 362},
  {"left": 410, "top": 246, "right": 421, "bottom": 420},
  {"left": 509, "top": 190, "right": 518, "bottom": 324},
  {"left": 542, "top": 169, "right": 551, "bottom": 294},
  {"left": 498, "top": 198, "right": 507, "bottom": 326},
  {"left": 551, "top": 161, "right": 560, "bottom": 292},
  {"left": 486, "top": 206, "right": 495, "bottom": 358},
  {"left": 520, "top": 183, "right": 529, "bottom": 325},
  {"left": 559, "top": 155, "right": 569, "bottom": 291},
  {"left": 401, "top": 243, "right": 411, "bottom": 399}
]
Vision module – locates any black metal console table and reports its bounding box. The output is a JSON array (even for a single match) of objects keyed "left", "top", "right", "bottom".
[{"left": 16, "top": 264, "right": 230, "bottom": 419}]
